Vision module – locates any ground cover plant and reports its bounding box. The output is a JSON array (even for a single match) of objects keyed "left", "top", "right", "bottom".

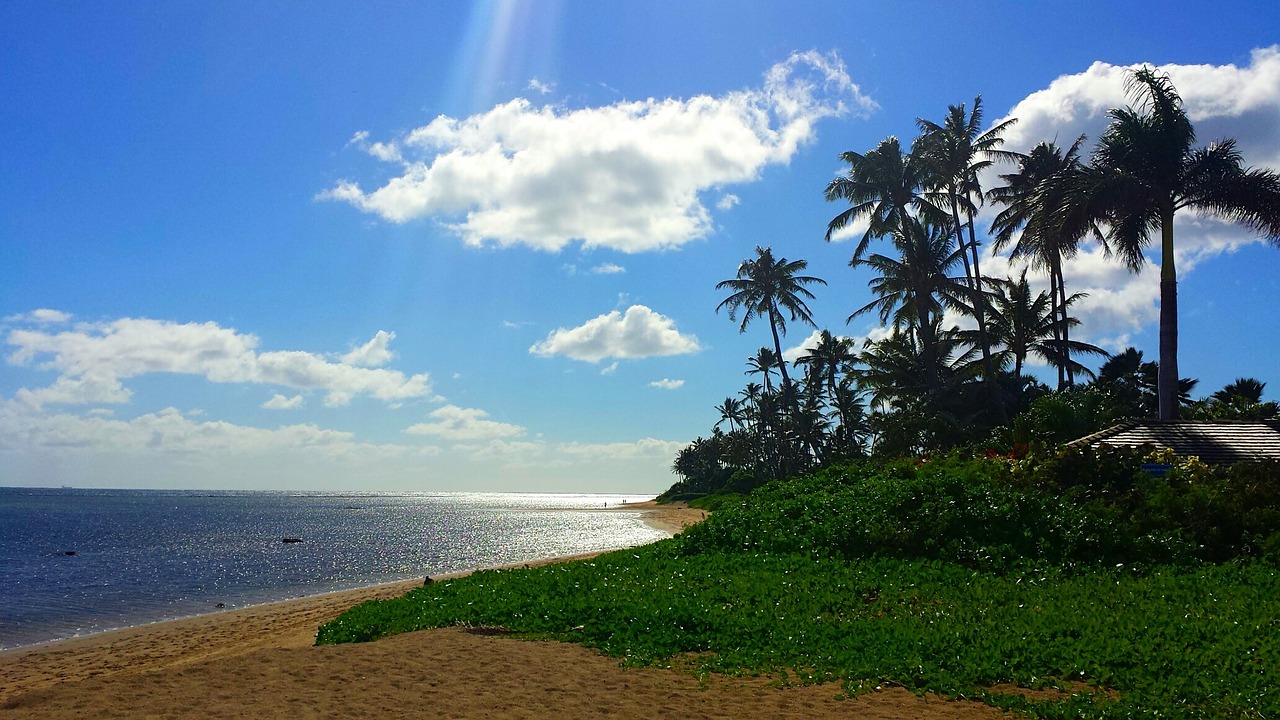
[{"left": 318, "top": 456, "right": 1280, "bottom": 718}]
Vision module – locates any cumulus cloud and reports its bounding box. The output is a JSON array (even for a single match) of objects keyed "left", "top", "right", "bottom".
[
  {"left": 404, "top": 404, "right": 525, "bottom": 441},
  {"left": 4, "top": 309, "right": 71, "bottom": 324},
  {"left": 347, "top": 130, "right": 403, "bottom": 163},
  {"left": 716, "top": 193, "right": 740, "bottom": 210},
  {"left": 454, "top": 436, "right": 686, "bottom": 467},
  {"left": 529, "top": 305, "right": 701, "bottom": 363},
  {"left": 262, "top": 393, "right": 304, "bottom": 410},
  {"left": 0, "top": 401, "right": 382, "bottom": 457},
  {"left": 527, "top": 77, "right": 554, "bottom": 95},
  {"left": 781, "top": 329, "right": 825, "bottom": 363},
  {"left": 980, "top": 47, "right": 1280, "bottom": 346},
  {"left": 553, "top": 437, "right": 686, "bottom": 461},
  {"left": 590, "top": 263, "right": 626, "bottom": 275},
  {"left": 5, "top": 315, "right": 432, "bottom": 408},
  {"left": 826, "top": 213, "right": 872, "bottom": 244},
  {"left": 320, "top": 50, "right": 875, "bottom": 252},
  {"left": 996, "top": 47, "right": 1280, "bottom": 169},
  {"left": 340, "top": 330, "right": 397, "bottom": 367},
  {"left": 649, "top": 378, "right": 685, "bottom": 390}
]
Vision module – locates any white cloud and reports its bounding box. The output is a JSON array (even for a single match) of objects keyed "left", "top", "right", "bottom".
[
  {"left": 600, "top": 361, "right": 619, "bottom": 375},
  {"left": 5, "top": 315, "right": 432, "bottom": 408},
  {"left": 997, "top": 47, "right": 1280, "bottom": 170},
  {"left": 529, "top": 305, "right": 701, "bottom": 363},
  {"left": 0, "top": 401, "right": 400, "bottom": 458},
  {"left": 554, "top": 437, "right": 686, "bottom": 461},
  {"left": 4, "top": 309, "right": 71, "bottom": 324},
  {"left": 262, "top": 393, "right": 304, "bottom": 410},
  {"left": 527, "top": 77, "right": 554, "bottom": 95},
  {"left": 981, "top": 47, "right": 1280, "bottom": 347},
  {"left": 781, "top": 329, "right": 824, "bottom": 363},
  {"left": 649, "top": 378, "right": 684, "bottom": 390},
  {"left": 320, "top": 50, "right": 875, "bottom": 253},
  {"left": 404, "top": 404, "right": 525, "bottom": 441},
  {"left": 15, "top": 375, "right": 132, "bottom": 407},
  {"left": 826, "top": 213, "right": 872, "bottom": 244},
  {"left": 340, "top": 330, "right": 397, "bottom": 367},
  {"left": 716, "top": 193, "right": 740, "bottom": 210},
  {"left": 590, "top": 263, "right": 626, "bottom": 275},
  {"left": 348, "top": 130, "right": 403, "bottom": 163}
]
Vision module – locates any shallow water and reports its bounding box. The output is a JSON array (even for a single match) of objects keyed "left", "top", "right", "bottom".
[{"left": 0, "top": 488, "right": 665, "bottom": 649}]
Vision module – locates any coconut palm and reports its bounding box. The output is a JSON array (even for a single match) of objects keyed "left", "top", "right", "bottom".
[
  {"left": 713, "top": 396, "right": 746, "bottom": 432},
  {"left": 1094, "top": 346, "right": 1197, "bottom": 418},
  {"left": 824, "top": 136, "right": 944, "bottom": 263},
  {"left": 990, "top": 138, "right": 1098, "bottom": 388},
  {"left": 1212, "top": 378, "right": 1267, "bottom": 405},
  {"left": 745, "top": 347, "right": 781, "bottom": 393},
  {"left": 981, "top": 271, "right": 1107, "bottom": 381},
  {"left": 1070, "top": 68, "right": 1280, "bottom": 419},
  {"left": 716, "top": 246, "right": 826, "bottom": 406},
  {"left": 793, "top": 330, "right": 856, "bottom": 409},
  {"left": 849, "top": 217, "right": 973, "bottom": 393},
  {"left": 916, "top": 97, "right": 1019, "bottom": 383}
]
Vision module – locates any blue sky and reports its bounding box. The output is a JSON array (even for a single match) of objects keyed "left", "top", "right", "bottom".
[{"left": 2, "top": 2, "right": 1278, "bottom": 492}]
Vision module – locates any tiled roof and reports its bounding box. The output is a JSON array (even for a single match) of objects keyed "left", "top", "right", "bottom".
[{"left": 1067, "top": 420, "right": 1280, "bottom": 464}]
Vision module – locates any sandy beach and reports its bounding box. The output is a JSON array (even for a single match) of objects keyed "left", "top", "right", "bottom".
[{"left": 0, "top": 502, "right": 1006, "bottom": 719}]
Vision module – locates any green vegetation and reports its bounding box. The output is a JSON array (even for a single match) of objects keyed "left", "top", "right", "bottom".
[{"left": 319, "top": 453, "right": 1280, "bottom": 718}]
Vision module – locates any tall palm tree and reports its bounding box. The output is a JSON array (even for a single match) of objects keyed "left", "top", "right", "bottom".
[
  {"left": 989, "top": 138, "right": 1097, "bottom": 388},
  {"left": 916, "top": 97, "right": 1019, "bottom": 384},
  {"left": 1070, "top": 67, "right": 1280, "bottom": 419},
  {"left": 849, "top": 217, "right": 972, "bottom": 393},
  {"left": 824, "top": 136, "right": 944, "bottom": 263},
  {"left": 717, "top": 246, "right": 826, "bottom": 406},
  {"left": 981, "top": 271, "right": 1107, "bottom": 381}
]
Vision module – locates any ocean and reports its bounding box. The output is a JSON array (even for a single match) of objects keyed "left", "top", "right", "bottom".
[{"left": 0, "top": 487, "right": 669, "bottom": 650}]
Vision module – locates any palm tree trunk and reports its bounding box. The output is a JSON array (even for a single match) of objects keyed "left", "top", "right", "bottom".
[
  {"left": 1158, "top": 208, "right": 1179, "bottom": 420},
  {"left": 1055, "top": 263, "right": 1075, "bottom": 386},
  {"left": 958, "top": 206, "right": 996, "bottom": 384},
  {"left": 767, "top": 305, "right": 796, "bottom": 412}
]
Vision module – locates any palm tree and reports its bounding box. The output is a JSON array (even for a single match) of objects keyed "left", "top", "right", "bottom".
[
  {"left": 916, "top": 97, "right": 1019, "bottom": 384},
  {"left": 1095, "top": 347, "right": 1198, "bottom": 418},
  {"left": 849, "top": 217, "right": 972, "bottom": 393},
  {"left": 745, "top": 347, "right": 781, "bottom": 393},
  {"left": 713, "top": 396, "right": 745, "bottom": 432},
  {"left": 1212, "top": 378, "right": 1266, "bottom": 405},
  {"left": 1070, "top": 68, "right": 1280, "bottom": 419},
  {"left": 793, "top": 330, "right": 856, "bottom": 411},
  {"left": 982, "top": 271, "right": 1107, "bottom": 381},
  {"left": 990, "top": 138, "right": 1097, "bottom": 388},
  {"left": 824, "top": 136, "right": 944, "bottom": 263},
  {"left": 716, "top": 246, "right": 826, "bottom": 406}
]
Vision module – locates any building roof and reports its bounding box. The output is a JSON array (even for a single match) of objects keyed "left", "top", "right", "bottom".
[{"left": 1067, "top": 420, "right": 1280, "bottom": 464}]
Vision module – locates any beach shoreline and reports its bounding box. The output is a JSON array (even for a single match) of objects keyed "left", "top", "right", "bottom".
[
  {"left": 0, "top": 501, "right": 705, "bottom": 701},
  {"left": 0, "top": 500, "right": 1008, "bottom": 719}
]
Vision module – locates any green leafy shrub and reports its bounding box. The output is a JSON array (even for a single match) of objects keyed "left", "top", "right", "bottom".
[{"left": 677, "top": 455, "right": 1182, "bottom": 571}]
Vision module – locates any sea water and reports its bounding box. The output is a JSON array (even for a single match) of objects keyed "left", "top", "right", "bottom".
[{"left": 0, "top": 487, "right": 668, "bottom": 649}]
